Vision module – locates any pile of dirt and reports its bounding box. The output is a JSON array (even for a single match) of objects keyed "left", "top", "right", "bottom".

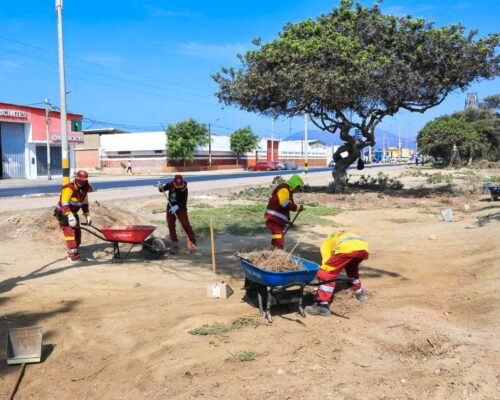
[
  {"left": 244, "top": 249, "right": 302, "bottom": 271},
  {"left": 1, "top": 202, "right": 144, "bottom": 246}
]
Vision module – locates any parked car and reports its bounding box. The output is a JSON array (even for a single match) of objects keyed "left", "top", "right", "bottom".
[
  {"left": 271, "top": 161, "right": 286, "bottom": 170},
  {"left": 247, "top": 162, "right": 278, "bottom": 171},
  {"left": 282, "top": 161, "right": 299, "bottom": 170},
  {"left": 328, "top": 160, "right": 335, "bottom": 168}
]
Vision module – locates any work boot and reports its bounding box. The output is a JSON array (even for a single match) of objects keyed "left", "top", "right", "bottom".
[
  {"left": 355, "top": 289, "right": 367, "bottom": 303},
  {"left": 305, "top": 304, "right": 331, "bottom": 317},
  {"left": 169, "top": 241, "right": 180, "bottom": 255}
]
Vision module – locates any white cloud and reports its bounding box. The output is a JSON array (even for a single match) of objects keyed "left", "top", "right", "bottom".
[
  {"left": 0, "top": 60, "right": 20, "bottom": 68},
  {"left": 144, "top": 4, "right": 199, "bottom": 18},
  {"left": 177, "top": 42, "right": 249, "bottom": 60},
  {"left": 78, "top": 52, "right": 127, "bottom": 68}
]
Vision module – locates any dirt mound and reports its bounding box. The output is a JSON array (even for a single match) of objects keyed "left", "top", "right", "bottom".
[
  {"left": 1, "top": 202, "right": 144, "bottom": 246},
  {"left": 243, "top": 249, "right": 302, "bottom": 271}
]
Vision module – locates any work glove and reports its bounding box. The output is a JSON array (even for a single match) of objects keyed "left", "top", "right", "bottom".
[
  {"left": 297, "top": 204, "right": 306, "bottom": 212},
  {"left": 68, "top": 213, "right": 77, "bottom": 227},
  {"left": 84, "top": 214, "right": 92, "bottom": 226},
  {"left": 169, "top": 205, "right": 179, "bottom": 214}
]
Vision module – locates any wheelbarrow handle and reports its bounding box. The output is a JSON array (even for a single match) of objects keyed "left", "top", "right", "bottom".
[
  {"left": 74, "top": 224, "right": 108, "bottom": 241},
  {"left": 306, "top": 277, "right": 354, "bottom": 286}
]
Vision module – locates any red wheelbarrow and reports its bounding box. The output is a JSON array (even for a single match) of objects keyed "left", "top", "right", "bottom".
[{"left": 79, "top": 224, "right": 167, "bottom": 261}]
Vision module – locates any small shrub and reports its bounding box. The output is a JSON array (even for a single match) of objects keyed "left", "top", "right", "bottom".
[
  {"left": 188, "top": 318, "right": 259, "bottom": 336},
  {"left": 120, "top": 162, "right": 126, "bottom": 170},
  {"left": 352, "top": 172, "right": 404, "bottom": 191},
  {"left": 272, "top": 175, "right": 285, "bottom": 185},
  {"left": 425, "top": 173, "right": 454, "bottom": 184},
  {"left": 238, "top": 351, "right": 255, "bottom": 362}
]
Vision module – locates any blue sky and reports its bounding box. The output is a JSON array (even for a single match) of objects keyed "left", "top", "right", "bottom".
[{"left": 0, "top": 0, "right": 498, "bottom": 146}]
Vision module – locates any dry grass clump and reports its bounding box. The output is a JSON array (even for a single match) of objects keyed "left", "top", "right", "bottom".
[{"left": 244, "top": 249, "right": 303, "bottom": 272}]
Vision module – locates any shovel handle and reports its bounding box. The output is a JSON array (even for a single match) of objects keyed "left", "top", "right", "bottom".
[
  {"left": 8, "top": 363, "right": 26, "bottom": 400},
  {"left": 284, "top": 209, "right": 302, "bottom": 236}
]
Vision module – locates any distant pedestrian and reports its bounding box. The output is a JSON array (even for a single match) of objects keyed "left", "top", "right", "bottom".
[
  {"left": 415, "top": 155, "right": 419, "bottom": 166},
  {"left": 126, "top": 160, "right": 133, "bottom": 174}
]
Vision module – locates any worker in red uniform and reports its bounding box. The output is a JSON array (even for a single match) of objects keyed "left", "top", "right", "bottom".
[
  {"left": 264, "top": 174, "right": 305, "bottom": 249},
  {"left": 305, "top": 231, "right": 369, "bottom": 316},
  {"left": 158, "top": 175, "right": 196, "bottom": 253},
  {"left": 53, "top": 170, "right": 93, "bottom": 262}
]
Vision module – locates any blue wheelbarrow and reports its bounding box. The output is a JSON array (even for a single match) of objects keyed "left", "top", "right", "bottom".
[
  {"left": 484, "top": 182, "right": 500, "bottom": 201},
  {"left": 237, "top": 254, "right": 352, "bottom": 323}
]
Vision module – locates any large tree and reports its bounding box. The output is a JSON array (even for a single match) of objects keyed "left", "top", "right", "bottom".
[
  {"left": 166, "top": 119, "right": 209, "bottom": 166},
  {"left": 213, "top": 0, "right": 499, "bottom": 188},
  {"left": 417, "top": 117, "right": 482, "bottom": 164},
  {"left": 230, "top": 126, "right": 260, "bottom": 164}
]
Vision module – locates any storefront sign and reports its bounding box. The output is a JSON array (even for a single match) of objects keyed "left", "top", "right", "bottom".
[
  {"left": 0, "top": 109, "right": 28, "bottom": 118},
  {"left": 52, "top": 134, "right": 85, "bottom": 143}
]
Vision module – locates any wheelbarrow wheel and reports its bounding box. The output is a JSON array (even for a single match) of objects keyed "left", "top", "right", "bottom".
[{"left": 143, "top": 237, "right": 167, "bottom": 260}]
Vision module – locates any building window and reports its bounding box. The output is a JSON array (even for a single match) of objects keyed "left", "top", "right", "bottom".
[{"left": 154, "top": 150, "right": 163, "bottom": 154}]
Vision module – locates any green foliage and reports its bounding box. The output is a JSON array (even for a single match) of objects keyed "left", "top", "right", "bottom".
[
  {"left": 176, "top": 201, "right": 340, "bottom": 236},
  {"left": 352, "top": 172, "right": 404, "bottom": 191},
  {"left": 237, "top": 351, "right": 256, "bottom": 362},
  {"left": 188, "top": 318, "right": 258, "bottom": 336},
  {"left": 166, "top": 119, "right": 209, "bottom": 164},
  {"left": 213, "top": 0, "right": 499, "bottom": 168},
  {"left": 417, "top": 117, "right": 481, "bottom": 162},
  {"left": 120, "top": 162, "right": 126, "bottom": 169},
  {"left": 272, "top": 175, "right": 286, "bottom": 185},
  {"left": 483, "top": 94, "right": 500, "bottom": 111},
  {"left": 425, "top": 172, "right": 454, "bottom": 184},
  {"left": 230, "top": 126, "right": 260, "bottom": 163}
]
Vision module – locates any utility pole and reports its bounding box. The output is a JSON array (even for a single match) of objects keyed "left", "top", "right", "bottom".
[
  {"left": 208, "top": 123, "right": 212, "bottom": 166},
  {"left": 56, "top": 0, "right": 70, "bottom": 184},
  {"left": 45, "top": 99, "right": 52, "bottom": 180},
  {"left": 271, "top": 115, "right": 275, "bottom": 161},
  {"left": 398, "top": 126, "right": 402, "bottom": 162},
  {"left": 304, "top": 113, "right": 309, "bottom": 173}
]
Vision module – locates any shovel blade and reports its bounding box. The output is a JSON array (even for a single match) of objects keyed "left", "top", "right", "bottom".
[
  {"left": 6, "top": 327, "right": 43, "bottom": 365},
  {"left": 207, "top": 282, "right": 233, "bottom": 299}
]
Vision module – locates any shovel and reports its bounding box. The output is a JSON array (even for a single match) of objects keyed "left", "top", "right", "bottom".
[
  {"left": 284, "top": 209, "right": 302, "bottom": 236},
  {"left": 157, "top": 180, "right": 197, "bottom": 251},
  {"left": 6, "top": 326, "right": 43, "bottom": 400},
  {"left": 206, "top": 219, "right": 233, "bottom": 299}
]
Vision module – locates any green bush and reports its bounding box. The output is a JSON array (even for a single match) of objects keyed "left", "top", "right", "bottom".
[{"left": 352, "top": 172, "right": 404, "bottom": 191}]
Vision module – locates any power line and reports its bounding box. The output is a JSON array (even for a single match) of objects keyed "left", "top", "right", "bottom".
[
  {"left": 0, "top": 45, "right": 209, "bottom": 101},
  {"left": 0, "top": 57, "right": 215, "bottom": 107},
  {"left": 0, "top": 35, "right": 214, "bottom": 95}
]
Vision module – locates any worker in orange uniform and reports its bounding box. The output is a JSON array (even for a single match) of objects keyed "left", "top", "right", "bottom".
[
  {"left": 264, "top": 174, "right": 305, "bottom": 249},
  {"left": 53, "top": 170, "right": 93, "bottom": 262},
  {"left": 158, "top": 175, "right": 196, "bottom": 253},
  {"left": 305, "top": 231, "right": 369, "bottom": 316}
]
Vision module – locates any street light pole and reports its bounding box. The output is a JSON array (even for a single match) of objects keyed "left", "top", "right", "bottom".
[
  {"left": 398, "top": 125, "right": 402, "bottom": 162},
  {"left": 45, "top": 99, "right": 52, "bottom": 180},
  {"left": 55, "top": 0, "right": 70, "bottom": 184}
]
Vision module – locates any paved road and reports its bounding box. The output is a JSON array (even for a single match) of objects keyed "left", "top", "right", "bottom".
[
  {"left": 0, "top": 168, "right": 331, "bottom": 198},
  {"left": 0, "top": 163, "right": 407, "bottom": 198}
]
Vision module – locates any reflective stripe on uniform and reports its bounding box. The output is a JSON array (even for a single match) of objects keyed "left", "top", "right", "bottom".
[
  {"left": 319, "top": 285, "right": 334, "bottom": 293},
  {"left": 333, "top": 236, "right": 364, "bottom": 253},
  {"left": 65, "top": 236, "right": 75, "bottom": 241},
  {"left": 272, "top": 233, "right": 283, "bottom": 239},
  {"left": 266, "top": 209, "right": 289, "bottom": 221},
  {"left": 282, "top": 200, "right": 290, "bottom": 207}
]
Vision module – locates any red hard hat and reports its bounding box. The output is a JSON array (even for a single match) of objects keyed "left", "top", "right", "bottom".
[
  {"left": 76, "top": 170, "right": 88, "bottom": 180},
  {"left": 173, "top": 175, "right": 184, "bottom": 187}
]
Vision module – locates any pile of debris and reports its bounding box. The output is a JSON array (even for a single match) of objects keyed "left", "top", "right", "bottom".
[{"left": 244, "top": 249, "right": 303, "bottom": 272}]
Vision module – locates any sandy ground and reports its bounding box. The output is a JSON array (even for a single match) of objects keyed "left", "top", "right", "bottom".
[{"left": 0, "top": 166, "right": 499, "bottom": 399}]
